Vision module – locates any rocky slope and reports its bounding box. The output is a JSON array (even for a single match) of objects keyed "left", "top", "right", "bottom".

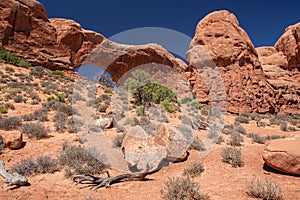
[{"left": 0, "top": 0, "right": 299, "bottom": 114}]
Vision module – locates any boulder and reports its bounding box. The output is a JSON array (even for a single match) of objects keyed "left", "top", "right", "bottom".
[
  {"left": 262, "top": 135, "right": 300, "bottom": 176},
  {"left": 122, "top": 125, "right": 192, "bottom": 172},
  {"left": 95, "top": 118, "right": 113, "bottom": 129},
  {"left": 187, "top": 10, "right": 276, "bottom": 114},
  {"left": 4, "top": 132, "right": 23, "bottom": 150}
]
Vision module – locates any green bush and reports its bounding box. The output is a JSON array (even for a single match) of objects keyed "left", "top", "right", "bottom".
[
  {"left": 180, "top": 97, "right": 193, "bottom": 104},
  {"left": 136, "top": 105, "right": 145, "bottom": 115},
  {"left": 125, "top": 70, "right": 177, "bottom": 110},
  {"left": 161, "top": 100, "right": 177, "bottom": 113},
  {"left": 0, "top": 107, "right": 8, "bottom": 114},
  {"left": 5, "top": 66, "right": 14, "bottom": 73},
  {"left": 52, "top": 70, "right": 65, "bottom": 78},
  {"left": 246, "top": 178, "right": 283, "bottom": 200},
  {"left": 161, "top": 177, "right": 209, "bottom": 200},
  {"left": 183, "top": 162, "right": 204, "bottom": 178},
  {"left": 0, "top": 48, "right": 31, "bottom": 68},
  {"left": 190, "top": 99, "right": 201, "bottom": 109}
]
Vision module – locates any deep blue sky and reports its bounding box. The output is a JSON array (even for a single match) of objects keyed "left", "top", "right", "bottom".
[{"left": 39, "top": 0, "right": 299, "bottom": 47}]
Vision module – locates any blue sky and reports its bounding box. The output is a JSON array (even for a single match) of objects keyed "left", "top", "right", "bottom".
[{"left": 39, "top": 0, "right": 299, "bottom": 47}]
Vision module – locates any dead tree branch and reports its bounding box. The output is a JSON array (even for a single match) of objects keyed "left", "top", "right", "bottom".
[
  {"left": 0, "top": 161, "right": 28, "bottom": 187},
  {"left": 73, "top": 171, "right": 150, "bottom": 190}
]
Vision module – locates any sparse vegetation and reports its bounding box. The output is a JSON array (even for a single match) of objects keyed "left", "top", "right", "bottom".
[
  {"left": 183, "top": 162, "right": 204, "bottom": 178},
  {"left": 11, "top": 157, "right": 37, "bottom": 176},
  {"left": 20, "top": 122, "right": 50, "bottom": 140},
  {"left": 0, "top": 47, "right": 31, "bottom": 68},
  {"left": 235, "top": 115, "right": 249, "bottom": 124},
  {"left": 246, "top": 178, "right": 283, "bottom": 200},
  {"left": 52, "top": 70, "right": 65, "bottom": 78},
  {"left": 229, "top": 131, "right": 243, "bottom": 146},
  {"left": 221, "top": 146, "right": 244, "bottom": 168},
  {"left": 11, "top": 155, "right": 59, "bottom": 176},
  {"left": 161, "top": 177, "right": 209, "bottom": 200},
  {"left": 59, "top": 144, "right": 106, "bottom": 178},
  {"left": 0, "top": 117, "right": 21, "bottom": 131}
]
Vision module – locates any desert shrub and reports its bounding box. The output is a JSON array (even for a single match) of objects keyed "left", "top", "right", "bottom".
[
  {"left": 52, "top": 70, "right": 65, "bottom": 78},
  {"left": 190, "top": 99, "right": 201, "bottom": 109},
  {"left": 36, "top": 155, "right": 60, "bottom": 174},
  {"left": 183, "top": 162, "right": 204, "bottom": 178},
  {"left": 20, "top": 122, "right": 49, "bottom": 140},
  {"left": 136, "top": 105, "right": 145, "bottom": 115},
  {"left": 0, "top": 107, "right": 8, "bottom": 114},
  {"left": 72, "top": 91, "right": 86, "bottom": 102},
  {"left": 0, "top": 48, "right": 30, "bottom": 68},
  {"left": 55, "top": 93, "right": 65, "bottom": 103},
  {"left": 57, "top": 104, "right": 73, "bottom": 116},
  {"left": 161, "top": 100, "right": 177, "bottom": 113},
  {"left": 13, "top": 94, "right": 23, "bottom": 103},
  {"left": 235, "top": 115, "right": 249, "bottom": 124},
  {"left": 98, "top": 103, "right": 109, "bottom": 113},
  {"left": 5, "top": 66, "right": 14, "bottom": 73},
  {"left": 161, "top": 177, "right": 209, "bottom": 200},
  {"left": 250, "top": 112, "right": 264, "bottom": 121},
  {"left": 0, "top": 135, "right": 4, "bottom": 152},
  {"left": 0, "top": 117, "right": 21, "bottom": 131},
  {"left": 229, "top": 132, "right": 244, "bottom": 146},
  {"left": 257, "top": 121, "right": 266, "bottom": 127},
  {"left": 189, "top": 138, "right": 204, "bottom": 151},
  {"left": 59, "top": 144, "right": 106, "bottom": 177},
  {"left": 269, "top": 117, "right": 281, "bottom": 125},
  {"left": 22, "top": 113, "right": 35, "bottom": 121},
  {"left": 180, "top": 97, "right": 192, "bottom": 104},
  {"left": 30, "top": 66, "right": 45, "bottom": 78},
  {"left": 112, "top": 133, "right": 126, "bottom": 148},
  {"left": 264, "top": 135, "right": 282, "bottom": 140},
  {"left": 248, "top": 133, "right": 266, "bottom": 144},
  {"left": 235, "top": 125, "right": 247, "bottom": 135},
  {"left": 246, "top": 178, "right": 283, "bottom": 200},
  {"left": 54, "top": 111, "right": 68, "bottom": 132},
  {"left": 4, "top": 103, "right": 15, "bottom": 110},
  {"left": 221, "top": 146, "right": 244, "bottom": 168},
  {"left": 97, "top": 93, "right": 111, "bottom": 104},
  {"left": 12, "top": 158, "right": 38, "bottom": 176},
  {"left": 280, "top": 123, "right": 288, "bottom": 132}
]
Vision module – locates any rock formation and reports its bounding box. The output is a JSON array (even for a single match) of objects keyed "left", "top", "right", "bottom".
[
  {"left": 187, "top": 10, "right": 276, "bottom": 114},
  {"left": 0, "top": 0, "right": 103, "bottom": 70},
  {"left": 263, "top": 135, "right": 300, "bottom": 176},
  {"left": 274, "top": 22, "right": 300, "bottom": 70},
  {"left": 257, "top": 47, "right": 300, "bottom": 113},
  {"left": 256, "top": 22, "right": 300, "bottom": 114},
  {"left": 0, "top": 1, "right": 299, "bottom": 114}
]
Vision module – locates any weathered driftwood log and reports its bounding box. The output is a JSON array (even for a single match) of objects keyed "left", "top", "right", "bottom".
[
  {"left": 73, "top": 171, "right": 151, "bottom": 190},
  {"left": 0, "top": 161, "right": 28, "bottom": 186}
]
